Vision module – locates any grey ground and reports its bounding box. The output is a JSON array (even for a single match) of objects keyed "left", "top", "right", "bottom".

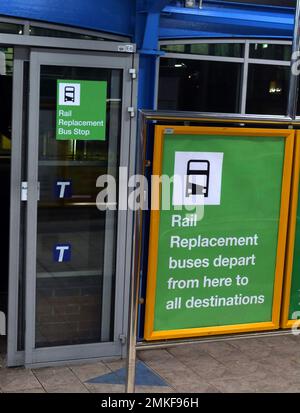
[{"left": 1, "top": 334, "right": 300, "bottom": 393}]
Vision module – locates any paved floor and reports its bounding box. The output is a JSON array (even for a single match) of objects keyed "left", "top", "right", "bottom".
[{"left": 0, "top": 334, "right": 300, "bottom": 393}]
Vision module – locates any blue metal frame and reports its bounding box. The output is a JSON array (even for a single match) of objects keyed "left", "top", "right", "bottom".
[
  {"left": 159, "top": 3, "right": 294, "bottom": 39},
  {"left": 0, "top": 1, "right": 295, "bottom": 40}
]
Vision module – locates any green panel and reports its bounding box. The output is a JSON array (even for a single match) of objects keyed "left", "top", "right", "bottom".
[
  {"left": 288, "top": 195, "right": 300, "bottom": 318},
  {"left": 153, "top": 133, "right": 285, "bottom": 332},
  {"left": 56, "top": 80, "right": 107, "bottom": 141}
]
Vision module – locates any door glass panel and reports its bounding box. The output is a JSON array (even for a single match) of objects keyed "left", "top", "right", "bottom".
[{"left": 35, "top": 65, "right": 122, "bottom": 347}]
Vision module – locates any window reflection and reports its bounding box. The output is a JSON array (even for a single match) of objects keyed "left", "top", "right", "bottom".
[
  {"left": 158, "top": 58, "right": 241, "bottom": 113},
  {"left": 246, "top": 64, "right": 289, "bottom": 115},
  {"left": 249, "top": 44, "right": 291, "bottom": 61},
  {"left": 160, "top": 43, "right": 244, "bottom": 58}
]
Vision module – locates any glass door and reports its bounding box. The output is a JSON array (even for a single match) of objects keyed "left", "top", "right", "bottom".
[{"left": 24, "top": 50, "right": 134, "bottom": 365}]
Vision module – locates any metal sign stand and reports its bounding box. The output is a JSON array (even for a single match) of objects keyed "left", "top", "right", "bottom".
[
  {"left": 125, "top": 1, "right": 300, "bottom": 393},
  {"left": 125, "top": 114, "right": 145, "bottom": 393},
  {"left": 125, "top": 203, "right": 142, "bottom": 393}
]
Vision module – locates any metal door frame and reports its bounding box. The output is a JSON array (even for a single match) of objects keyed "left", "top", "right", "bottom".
[
  {"left": 7, "top": 43, "right": 137, "bottom": 367},
  {"left": 7, "top": 46, "right": 29, "bottom": 367}
]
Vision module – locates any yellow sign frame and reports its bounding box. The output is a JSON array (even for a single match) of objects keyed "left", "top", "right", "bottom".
[
  {"left": 144, "top": 125, "right": 294, "bottom": 341},
  {"left": 281, "top": 131, "right": 300, "bottom": 329}
]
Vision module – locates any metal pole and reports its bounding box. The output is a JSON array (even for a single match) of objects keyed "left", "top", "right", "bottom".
[
  {"left": 125, "top": 211, "right": 141, "bottom": 393},
  {"left": 125, "top": 221, "right": 140, "bottom": 393},
  {"left": 287, "top": 0, "right": 300, "bottom": 119},
  {"left": 125, "top": 113, "right": 145, "bottom": 393}
]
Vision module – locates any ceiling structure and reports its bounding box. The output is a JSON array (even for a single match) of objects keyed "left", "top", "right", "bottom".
[{"left": 0, "top": 1, "right": 296, "bottom": 39}]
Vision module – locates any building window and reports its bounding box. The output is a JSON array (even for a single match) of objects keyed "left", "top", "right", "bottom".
[
  {"left": 246, "top": 64, "right": 289, "bottom": 115},
  {"left": 158, "top": 40, "right": 292, "bottom": 116},
  {"left": 160, "top": 43, "right": 244, "bottom": 58},
  {"left": 249, "top": 43, "right": 291, "bottom": 61},
  {"left": 158, "top": 58, "right": 241, "bottom": 113},
  {"left": 29, "top": 26, "right": 103, "bottom": 41},
  {"left": 0, "top": 22, "right": 23, "bottom": 35}
]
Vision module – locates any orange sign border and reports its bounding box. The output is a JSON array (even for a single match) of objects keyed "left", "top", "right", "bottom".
[{"left": 144, "top": 125, "right": 294, "bottom": 341}]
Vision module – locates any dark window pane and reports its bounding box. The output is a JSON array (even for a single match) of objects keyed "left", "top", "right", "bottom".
[
  {"left": 158, "top": 58, "right": 241, "bottom": 113},
  {"left": 160, "top": 44, "right": 186, "bottom": 53},
  {"left": 0, "top": 22, "right": 23, "bottom": 35},
  {"left": 246, "top": 64, "right": 289, "bottom": 115},
  {"left": 249, "top": 43, "right": 291, "bottom": 61},
  {"left": 297, "top": 94, "right": 300, "bottom": 116},
  {"left": 160, "top": 43, "right": 244, "bottom": 57},
  {"left": 29, "top": 26, "right": 103, "bottom": 40}
]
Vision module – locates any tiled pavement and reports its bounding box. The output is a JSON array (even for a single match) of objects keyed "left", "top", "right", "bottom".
[{"left": 1, "top": 334, "right": 300, "bottom": 393}]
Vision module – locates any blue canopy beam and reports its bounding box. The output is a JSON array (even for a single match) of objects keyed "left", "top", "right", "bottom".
[{"left": 159, "top": 3, "right": 294, "bottom": 39}]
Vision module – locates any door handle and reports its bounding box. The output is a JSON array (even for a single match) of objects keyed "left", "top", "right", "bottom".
[
  {"left": 21, "top": 181, "right": 28, "bottom": 201},
  {"left": 21, "top": 181, "right": 40, "bottom": 201}
]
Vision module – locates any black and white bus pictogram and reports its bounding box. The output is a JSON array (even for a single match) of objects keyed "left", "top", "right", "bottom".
[
  {"left": 58, "top": 82, "right": 81, "bottom": 106},
  {"left": 64, "top": 85, "right": 76, "bottom": 103},
  {"left": 173, "top": 151, "right": 223, "bottom": 206},
  {"left": 186, "top": 160, "right": 210, "bottom": 198}
]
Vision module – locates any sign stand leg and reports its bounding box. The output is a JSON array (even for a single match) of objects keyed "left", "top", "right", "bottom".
[
  {"left": 125, "top": 208, "right": 143, "bottom": 393},
  {"left": 125, "top": 330, "right": 137, "bottom": 393},
  {"left": 125, "top": 117, "right": 146, "bottom": 393}
]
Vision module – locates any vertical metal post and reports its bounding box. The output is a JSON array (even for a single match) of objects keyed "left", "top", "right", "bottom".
[
  {"left": 125, "top": 217, "right": 140, "bottom": 393},
  {"left": 287, "top": 0, "right": 300, "bottom": 119},
  {"left": 125, "top": 114, "right": 145, "bottom": 393},
  {"left": 240, "top": 41, "right": 249, "bottom": 115}
]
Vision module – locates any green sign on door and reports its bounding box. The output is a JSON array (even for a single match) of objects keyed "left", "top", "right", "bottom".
[
  {"left": 56, "top": 80, "right": 107, "bottom": 140},
  {"left": 144, "top": 126, "right": 293, "bottom": 341}
]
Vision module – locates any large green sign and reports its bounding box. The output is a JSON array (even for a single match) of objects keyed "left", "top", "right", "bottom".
[
  {"left": 56, "top": 80, "right": 107, "bottom": 141},
  {"left": 145, "top": 126, "right": 290, "bottom": 340},
  {"left": 288, "top": 193, "right": 300, "bottom": 319}
]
